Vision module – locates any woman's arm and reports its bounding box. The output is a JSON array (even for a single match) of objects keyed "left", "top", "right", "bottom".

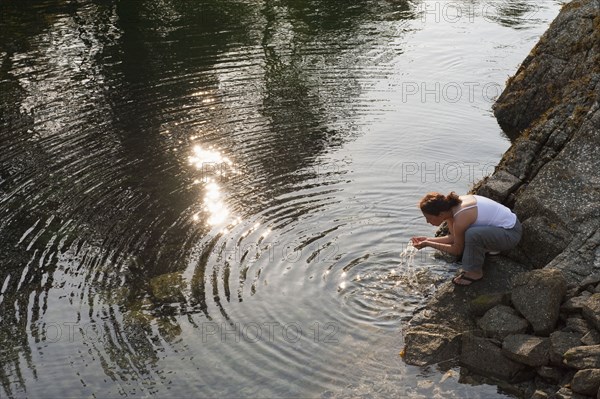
[
  {"left": 411, "top": 234, "right": 453, "bottom": 247},
  {"left": 426, "top": 234, "right": 454, "bottom": 244},
  {"left": 421, "top": 240, "right": 461, "bottom": 256},
  {"left": 420, "top": 221, "right": 467, "bottom": 256}
]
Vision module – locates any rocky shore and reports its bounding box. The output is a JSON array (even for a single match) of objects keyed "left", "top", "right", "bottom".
[{"left": 402, "top": 0, "right": 600, "bottom": 398}]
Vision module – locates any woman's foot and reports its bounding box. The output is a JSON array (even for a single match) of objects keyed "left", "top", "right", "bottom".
[{"left": 452, "top": 270, "right": 483, "bottom": 286}]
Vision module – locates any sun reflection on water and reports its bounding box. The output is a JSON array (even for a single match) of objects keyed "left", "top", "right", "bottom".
[{"left": 188, "top": 145, "right": 237, "bottom": 227}]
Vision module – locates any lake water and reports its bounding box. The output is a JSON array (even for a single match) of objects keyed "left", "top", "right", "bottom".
[{"left": 0, "top": 0, "right": 563, "bottom": 397}]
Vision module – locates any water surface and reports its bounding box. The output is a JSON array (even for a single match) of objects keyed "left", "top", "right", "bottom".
[{"left": 0, "top": 0, "right": 563, "bottom": 397}]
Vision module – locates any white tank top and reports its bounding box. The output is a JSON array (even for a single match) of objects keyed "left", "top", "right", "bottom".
[{"left": 454, "top": 195, "right": 517, "bottom": 229}]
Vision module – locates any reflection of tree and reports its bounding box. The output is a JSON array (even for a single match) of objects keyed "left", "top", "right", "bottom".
[
  {"left": 0, "top": 2, "right": 81, "bottom": 395},
  {"left": 1, "top": 0, "right": 417, "bottom": 395},
  {"left": 0, "top": 0, "right": 262, "bottom": 394}
]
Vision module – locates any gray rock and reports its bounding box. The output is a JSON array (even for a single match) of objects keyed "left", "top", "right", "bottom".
[
  {"left": 582, "top": 330, "right": 600, "bottom": 346},
  {"left": 403, "top": 257, "right": 529, "bottom": 367},
  {"left": 460, "top": 332, "right": 531, "bottom": 382},
  {"left": 547, "top": 227, "right": 600, "bottom": 287},
  {"left": 564, "top": 345, "right": 600, "bottom": 369},
  {"left": 488, "top": 0, "right": 600, "bottom": 277},
  {"left": 564, "top": 317, "right": 593, "bottom": 335},
  {"left": 402, "top": 324, "right": 461, "bottom": 367},
  {"left": 581, "top": 274, "right": 600, "bottom": 288},
  {"left": 494, "top": 0, "right": 600, "bottom": 138},
  {"left": 582, "top": 293, "right": 600, "bottom": 331},
  {"left": 469, "top": 292, "right": 511, "bottom": 317},
  {"left": 512, "top": 269, "right": 567, "bottom": 335},
  {"left": 514, "top": 216, "right": 572, "bottom": 268},
  {"left": 531, "top": 390, "right": 550, "bottom": 399},
  {"left": 571, "top": 369, "right": 600, "bottom": 396},
  {"left": 555, "top": 387, "right": 574, "bottom": 399},
  {"left": 502, "top": 334, "right": 550, "bottom": 367},
  {"left": 536, "top": 366, "right": 564, "bottom": 383},
  {"left": 403, "top": 1, "right": 600, "bottom": 394},
  {"left": 550, "top": 331, "right": 584, "bottom": 365},
  {"left": 475, "top": 170, "right": 521, "bottom": 203},
  {"left": 554, "top": 386, "right": 593, "bottom": 399},
  {"left": 477, "top": 305, "right": 530, "bottom": 340},
  {"left": 562, "top": 296, "right": 592, "bottom": 313}
]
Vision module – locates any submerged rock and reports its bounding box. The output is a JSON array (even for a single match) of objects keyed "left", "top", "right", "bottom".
[{"left": 149, "top": 272, "right": 185, "bottom": 303}]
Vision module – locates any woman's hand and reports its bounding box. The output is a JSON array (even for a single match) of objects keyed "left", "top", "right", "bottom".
[
  {"left": 413, "top": 240, "right": 429, "bottom": 249},
  {"left": 410, "top": 236, "right": 427, "bottom": 244},
  {"left": 410, "top": 236, "right": 429, "bottom": 249}
]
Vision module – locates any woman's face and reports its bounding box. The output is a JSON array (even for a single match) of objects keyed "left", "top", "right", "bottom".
[{"left": 423, "top": 212, "right": 445, "bottom": 226}]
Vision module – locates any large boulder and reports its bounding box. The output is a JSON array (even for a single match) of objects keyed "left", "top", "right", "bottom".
[
  {"left": 511, "top": 269, "right": 567, "bottom": 335},
  {"left": 479, "top": 0, "right": 600, "bottom": 280},
  {"left": 546, "top": 228, "right": 600, "bottom": 286},
  {"left": 460, "top": 332, "right": 532, "bottom": 382},
  {"left": 492, "top": 0, "right": 600, "bottom": 139},
  {"left": 514, "top": 216, "right": 572, "bottom": 268},
  {"left": 502, "top": 334, "right": 550, "bottom": 367},
  {"left": 402, "top": 2, "right": 600, "bottom": 393},
  {"left": 477, "top": 305, "right": 529, "bottom": 340}
]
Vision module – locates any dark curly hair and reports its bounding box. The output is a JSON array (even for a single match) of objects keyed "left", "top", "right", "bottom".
[{"left": 419, "top": 192, "right": 462, "bottom": 216}]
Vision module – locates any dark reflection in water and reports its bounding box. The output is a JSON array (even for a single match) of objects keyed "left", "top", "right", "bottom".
[{"left": 0, "top": 0, "right": 560, "bottom": 397}]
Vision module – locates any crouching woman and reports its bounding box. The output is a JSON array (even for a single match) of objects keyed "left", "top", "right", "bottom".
[{"left": 411, "top": 192, "right": 522, "bottom": 286}]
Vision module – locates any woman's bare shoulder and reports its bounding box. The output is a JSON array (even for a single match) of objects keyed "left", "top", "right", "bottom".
[{"left": 459, "top": 195, "right": 477, "bottom": 207}]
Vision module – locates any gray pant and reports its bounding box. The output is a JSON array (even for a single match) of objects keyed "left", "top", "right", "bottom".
[{"left": 461, "top": 219, "right": 522, "bottom": 272}]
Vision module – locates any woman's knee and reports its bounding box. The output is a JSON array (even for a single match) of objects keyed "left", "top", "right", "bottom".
[{"left": 464, "top": 227, "right": 482, "bottom": 243}]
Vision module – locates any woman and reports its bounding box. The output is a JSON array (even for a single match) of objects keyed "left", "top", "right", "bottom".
[{"left": 411, "top": 192, "right": 522, "bottom": 286}]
